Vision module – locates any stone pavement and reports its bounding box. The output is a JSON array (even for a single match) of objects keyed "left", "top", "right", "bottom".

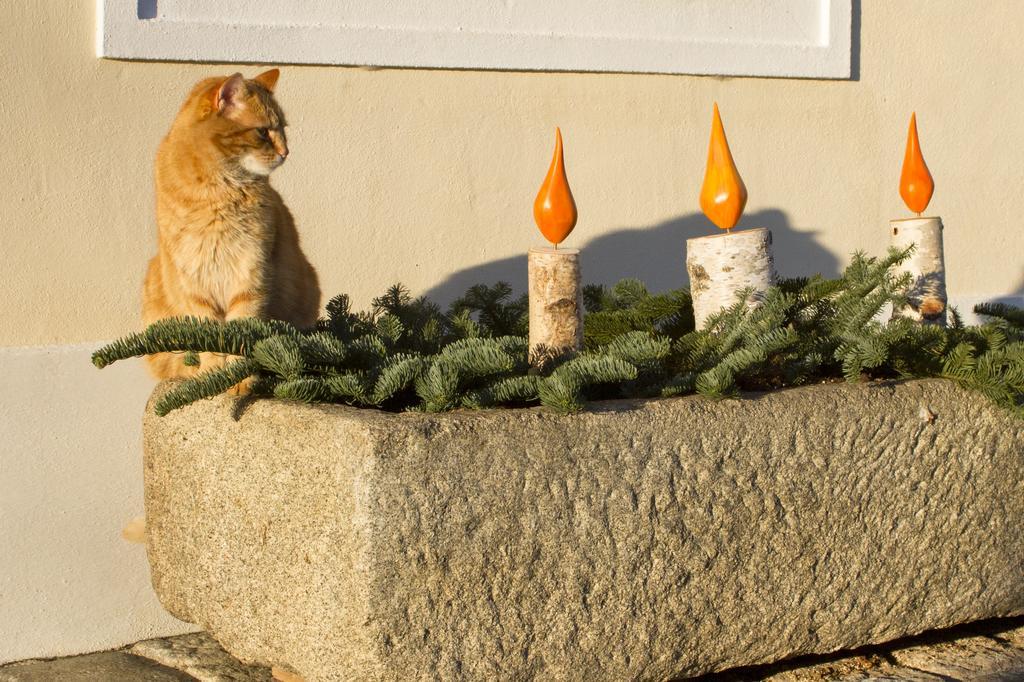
[
  {"left": 2, "top": 617, "right": 1022, "bottom": 681},
  {"left": 0, "top": 650, "right": 194, "bottom": 681}
]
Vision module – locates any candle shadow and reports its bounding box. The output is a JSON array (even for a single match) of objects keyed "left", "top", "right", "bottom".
[
  {"left": 423, "top": 209, "right": 841, "bottom": 307},
  {"left": 971, "top": 271, "right": 1024, "bottom": 311}
]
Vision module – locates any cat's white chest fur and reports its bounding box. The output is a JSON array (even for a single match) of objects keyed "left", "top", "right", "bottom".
[{"left": 172, "top": 210, "right": 272, "bottom": 315}]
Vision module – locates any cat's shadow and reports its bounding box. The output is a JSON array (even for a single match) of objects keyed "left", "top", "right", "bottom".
[{"left": 424, "top": 209, "right": 840, "bottom": 304}]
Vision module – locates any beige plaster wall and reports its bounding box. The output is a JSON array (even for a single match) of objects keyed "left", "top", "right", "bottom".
[
  {"left": 3, "top": 1, "right": 1023, "bottom": 348},
  {"left": 0, "top": 345, "right": 197, "bottom": 664}
]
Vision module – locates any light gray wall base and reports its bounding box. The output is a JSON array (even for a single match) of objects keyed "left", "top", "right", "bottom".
[{"left": 143, "top": 379, "right": 1024, "bottom": 681}]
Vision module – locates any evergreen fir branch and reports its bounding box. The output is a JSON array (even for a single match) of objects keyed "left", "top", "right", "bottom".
[
  {"left": 880, "top": 320, "right": 946, "bottom": 379},
  {"left": 92, "top": 316, "right": 297, "bottom": 368},
  {"left": 297, "top": 332, "right": 348, "bottom": 367},
  {"left": 536, "top": 373, "right": 583, "bottom": 413},
  {"left": 835, "top": 335, "right": 888, "bottom": 381},
  {"left": 376, "top": 314, "right": 405, "bottom": 347},
  {"left": 491, "top": 335, "right": 530, "bottom": 364},
  {"left": 528, "top": 343, "right": 577, "bottom": 374},
  {"left": 776, "top": 276, "right": 810, "bottom": 294},
  {"left": 582, "top": 284, "right": 610, "bottom": 313},
  {"left": 370, "top": 284, "right": 448, "bottom": 353},
  {"left": 415, "top": 361, "right": 461, "bottom": 412},
  {"left": 448, "top": 282, "right": 529, "bottom": 338},
  {"left": 660, "top": 373, "right": 698, "bottom": 398},
  {"left": 372, "top": 354, "right": 428, "bottom": 405},
  {"left": 372, "top": 284, "right": 412, "bottom": 315},
  {"left": 603, "top": 331, "right": 671, "bottom": 367},
  {"left": 584, "top": 311, "right": 642, "bottom": 348},
  {"left": 944, "top": 340, "right": 1024, "bottom": 411},
  {"left": 941, "top": 342, "right": 978, "bottom": 383},
  {"left": 416, "top": 343, "right": 516, "bottom": 412},
  {"left": 949, "top": 306, "right": 965, "bottom": 330},
  {"left": 93, "top": 260, "right": 1023, "bottom": 418},
  {"left": 326, "top": 372, "right": 373, "bottom": 404},
  {"left": 696, "top": 327, "right": 799, "bottom": 398},
  {"left": 438, "top": 344, "right": 516, "bottom": 378},
  {"left": 252, "top": 335, "right": 305, "bottom": 380},
  {"left": 463, "top": 375, "right": 540, "bottom": 409},
  {"left": 583, "top": 282, "right": 693, "bottom": 348},
  {"left": 322, "top": 293, "right": 354, "bottom": 338},
  {"left": 322, "top": 294, "right": 374, "bottom": 341},
  {"left": 274, "top": 377, "right": 333, "bottom": 403},
  {"left": 438, "top": 336, "right": 493, "bottom": 356},
  {"left": 703, "top": 289, "right": 758, "bottom": 348},
  {"left": 418, "top": 317, "right": 443, "bottom": 354},
  {"left": 538, "top": 355, "right": 637, "bottom": 412},
  {"left": 610, "top": 279, "right": 649, "bottom": 307},
  {"left": 448, "top": 309, "right": 481, "bottom": 339},
  {"left": 153, "top": 358, "right": 261, "bottom": 416},
  {"left": 347, "top": 335, "right": 388, "bottom": 367},
  {"left": 974, "top": 302, "right": 1024, "bottom": 329}
]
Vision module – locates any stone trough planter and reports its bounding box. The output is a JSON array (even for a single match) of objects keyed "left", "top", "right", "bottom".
[{"left": 142, "top": 379, "right": 1024, "bottom": 681}]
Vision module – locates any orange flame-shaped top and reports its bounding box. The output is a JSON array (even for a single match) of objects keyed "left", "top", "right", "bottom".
[
  {"left": 699, "top": 103, "right": 748, "bottom": 231},
  {"left": 533, "top": 127, "right": 578, "bottom": 246},
  {"left": 899, "top": 113, "right": 934, "bottom": 215}
]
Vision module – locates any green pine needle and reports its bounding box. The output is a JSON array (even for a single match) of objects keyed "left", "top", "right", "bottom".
[
  {"left": 154, "top": 358, "right": 261, "bottom": 416},
  {"left": 94, "top": 252, "right": 1024, "bottom": 418}
]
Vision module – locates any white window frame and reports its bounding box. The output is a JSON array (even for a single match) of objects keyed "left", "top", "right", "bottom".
[{"left": 96, "top": 1, "right": 852, "bottom": 79}]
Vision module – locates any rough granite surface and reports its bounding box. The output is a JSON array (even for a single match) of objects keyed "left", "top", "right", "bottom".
[{"left": 142, "top": 379, "right": 1024, "bottom": 681}]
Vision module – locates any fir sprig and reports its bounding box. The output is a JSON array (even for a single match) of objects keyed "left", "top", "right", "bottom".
[
  {"left": 94, "top": 250, "right": 1024, "bottom": 417},
  {"left": 153, "top": 358, "right": 261, "bottom": 416}
]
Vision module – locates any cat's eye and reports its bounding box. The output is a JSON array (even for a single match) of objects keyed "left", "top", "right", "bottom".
[{"left": 256, "top": 127, "right": 270, "bottom": 141}]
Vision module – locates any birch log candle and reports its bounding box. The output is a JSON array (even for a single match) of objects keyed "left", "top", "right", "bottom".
[
  {"left": 529, "top": 128, "right": 582, "bottom": 361},
  {"left": 891, "top": 113, "right": 947, "bottom": 326},
  {"left": 686, "top": 103, "right": 775, "bottom": 330}
]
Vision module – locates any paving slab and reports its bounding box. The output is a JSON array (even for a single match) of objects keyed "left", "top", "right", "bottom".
[
  {"left": 131, "top": 632, "right": 272, "bottom": 682},
  {"left": 4, "top": 620, "right": 1024, "bottom": 680},
  {"left": 697, "top": 619, "right": 1024, "bottom": 681},
  {"left": 0, "top": 650, "right": 193, "bottom": 681}
]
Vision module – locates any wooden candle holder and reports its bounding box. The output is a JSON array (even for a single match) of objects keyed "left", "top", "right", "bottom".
[
  {"left": 528, "top": 247, "right": 582, "bottom": 362},
  {"left": 890, "top": 217, "right": 947, "bottom": 326},
  {"left": 686, "top": 228, "right": 776, "bottom": 330}
]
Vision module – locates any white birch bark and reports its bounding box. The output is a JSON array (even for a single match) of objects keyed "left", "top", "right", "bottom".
[
  {"left": 528, "top": 247, "right": 582, "bottom": 362},
  {"left": 890, "top": 217, "right": 947, "bottom": 326},
  {"left": 686, "top": 228, "right": 775, "bottom": 330}
]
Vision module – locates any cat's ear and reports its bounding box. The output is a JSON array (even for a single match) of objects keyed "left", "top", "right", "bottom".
[
  {"left": 253, "top": 68, "right": 280, "bottom": 93},
  {"left": 215, "top": 73, "right": 247, "bottom": 114}
]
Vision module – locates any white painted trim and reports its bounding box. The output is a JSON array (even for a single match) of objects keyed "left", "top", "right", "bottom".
[{"left": 96, "top": 0, "right": 852, "bottom": 79}]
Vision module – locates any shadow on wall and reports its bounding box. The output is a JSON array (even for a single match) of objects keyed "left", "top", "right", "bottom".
[
  {"left": 976, "top": 270, "right": 1024, "bottom": 308},
  {"left": 424, "top": 209, "right": 841, "bottom": 305},
  {"left": 850, "top": 0, "right": 862, "bottom": 81}
]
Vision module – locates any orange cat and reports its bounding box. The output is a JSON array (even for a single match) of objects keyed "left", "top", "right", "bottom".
[{"left": 142, "top": 69, "right": 320, "bottom": 380}]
